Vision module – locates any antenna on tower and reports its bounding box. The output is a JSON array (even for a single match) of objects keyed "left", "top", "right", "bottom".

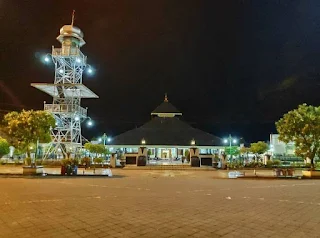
[{"left": 71, "top": 10, "right": 75, "bottom": 26}]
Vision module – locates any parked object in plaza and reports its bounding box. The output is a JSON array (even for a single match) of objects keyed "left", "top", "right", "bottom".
[
  {"left": 228, "top": 171, "right": 245, "bottom": 178},
  {"left": 274, "top": 168, "right": 294, "bottom": 177},
  {"left": 102, "top": 168, "right": 112, "bottom": 176},
  {"left": 302, "top": 170, "right": 320, "bottom": 178},
  {"left": 23, "top": 166, "right": 44, "bottom": 175},
  {"left": 274, "top": 168, "right": 295, "bottom": 177},
  {"left": 61, "top": 164, "right": 78, "bottom": 176}
]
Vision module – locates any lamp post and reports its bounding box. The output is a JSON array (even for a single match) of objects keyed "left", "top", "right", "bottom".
[
  {"left": 223, "top": 134, "right": 237, "bottom": 161},
  {"left": 98, "top": 133, "right": 108, "bottom": 162},
  {"left": 99, "top": 133, "right": 107, "bottom": 146}
]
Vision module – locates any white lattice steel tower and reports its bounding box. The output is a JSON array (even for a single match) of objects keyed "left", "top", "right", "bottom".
[{"left": 32, "top": 12, "right": 98, "bottom": 158}]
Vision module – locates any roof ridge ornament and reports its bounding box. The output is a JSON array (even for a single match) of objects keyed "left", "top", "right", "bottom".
[
  {"left": 71, "top": 10, "right": 75, "bottom": 26},
  {"left": 164, "top": 93, "right": 168, "bottom": 102}
]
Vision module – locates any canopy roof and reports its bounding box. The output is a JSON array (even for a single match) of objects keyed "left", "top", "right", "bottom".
[
  {"left": 31, "top": 83, "right": 98, "bottom": 98},
  {"left": 110, "top": 117, "right": 221, "bottom": 146}
]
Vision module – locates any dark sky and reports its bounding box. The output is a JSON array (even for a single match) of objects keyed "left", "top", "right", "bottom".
[{"left": 1, "top": 0, "right": 320, "bottom": 143}]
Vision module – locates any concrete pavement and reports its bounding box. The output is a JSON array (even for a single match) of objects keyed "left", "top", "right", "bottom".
[{"left": 0, "top": 170, "right": 319, "bottom": 237}]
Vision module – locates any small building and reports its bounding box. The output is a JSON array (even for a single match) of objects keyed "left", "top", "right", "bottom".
[
  {"left": 269, "top": 134, "right": 295, "bottom": 156},
  {"left": 107, "top": 95, "right": 224, "bottom": 167}
]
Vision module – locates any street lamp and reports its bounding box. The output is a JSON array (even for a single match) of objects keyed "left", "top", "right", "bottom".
[
  {"left": 223, "top": 134, "right": 238, "bottom": 161},
  {"left": 86, "top": 117, "right": 94, "bottom": 127},
  {"left": 99, "top": 133, "right": 108, "bottom": 146},
  {"left": 86, "top": 65, "right": 95, "bottom": 75},
  {"left": 43, "top": 54, "right": 51, "bottom": 64}
]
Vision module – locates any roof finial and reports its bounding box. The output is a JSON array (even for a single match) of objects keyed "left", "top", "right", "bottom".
[
  {"left": 71, "top": 10, "right": 75, "bottom": 26},
  {"left": 164, "top": 93, "right": 168, "bottom": 102}
]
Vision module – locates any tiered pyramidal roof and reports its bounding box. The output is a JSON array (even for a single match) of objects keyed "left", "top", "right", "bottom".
[{"left": 111, "top": 95, "right": 221, "bottom": 146}]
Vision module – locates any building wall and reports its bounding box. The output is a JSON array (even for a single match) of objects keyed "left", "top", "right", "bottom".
[{"left": 270, "top": 134, "right": 295, "bottom": 155}]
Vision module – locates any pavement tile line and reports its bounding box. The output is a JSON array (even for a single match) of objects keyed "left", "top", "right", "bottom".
[{"left": 246, "top": 183, "right": 316, "bottom": 189}]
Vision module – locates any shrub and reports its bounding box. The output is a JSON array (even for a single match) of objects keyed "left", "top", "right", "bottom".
[
  {"left": 273, "top": 160, "right": 281, "bottom": 166},
  {"left": 41, "top": 160, "right": 49, "bottom": 166},
  {"left": 266, "top": 160, "right": 273, "bottom": 168},
  {"left": 93, "top": 157, "right": 103, "bottom": 164},
  {"left": 246, "top": 161, "right": 263, "bottom": 168},
  {"left": 291, "top": 162, "right": 304, "bottom": 168},
  {"left": 61, "top": 158, "right": 71, "bottom": 166},
  {"left": 71, "top": 158, "right": 79, "bottom": 166},
  {"left": 81, "top": 157, "right": 91, "bottom": 167},
  {"left": 266, "top": 160, "right": 281, "bottom": 168},
  {"left": 25, "top": 157, "right": 31, "bottom": 165},
  {"left": 227, "top": 161, "right": 244, "bottom": 169},
  {"left": 305, "top": 163, "right": 312, "bottom": 168},
  {"left": 61, "top": 158, "right": 79, "bottom": 166},
  {"left": 14, "top": 158, "right": 22, "bottom": 165},
  {"left": 52, "top": 160, "right": 62, "bottom": 166},
  {"left": 42, "top": 160, "right": 62, "bottom": 166}
]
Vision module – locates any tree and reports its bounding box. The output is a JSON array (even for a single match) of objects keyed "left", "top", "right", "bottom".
[
  {"left": 240, "top": 147, "right": 250, "bottom": 162},
  {"left": 1, "top": 110, "right": 55, "bottom": 158},
  {"left": 276, "top": 104, "right": 320, "bottom": 169},
  {"left": 0, "top": 137, "right": 10, "bottom": 158},
  {"left": 84, "top": 143, "right": 106, "bottom": 158},
  {"left": 224, "top": 146, "right": 239, "bottom": 156},
  {"left": 240, "top": 147, "right": 249, "bottom": 156},
  {"left": 250, "top": 141, "right": 268, "bottom": 161}
]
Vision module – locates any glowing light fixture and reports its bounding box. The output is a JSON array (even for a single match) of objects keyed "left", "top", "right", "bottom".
[{"left": 87, "top": 120, "right": 93, "bottom": 127}]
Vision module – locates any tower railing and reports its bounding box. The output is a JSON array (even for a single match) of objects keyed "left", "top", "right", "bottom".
[
  {"left": 52, "top": 47, "right": 85, "bottom": 59},
  {"left": 44, "top": 103, "right": 87, "bottom": 117}
]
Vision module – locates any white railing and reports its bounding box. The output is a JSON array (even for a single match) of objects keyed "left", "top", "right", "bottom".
[
  {"left": 44, "top": 104, "right": 87, "bottom": 116},
  {"left": 52, "top": 47, "right": 85, "bottom": 59}
]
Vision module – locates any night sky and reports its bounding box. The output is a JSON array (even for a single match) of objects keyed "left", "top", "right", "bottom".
[{"left": 1, "top": 0, "right": 320, "bottom": 143}]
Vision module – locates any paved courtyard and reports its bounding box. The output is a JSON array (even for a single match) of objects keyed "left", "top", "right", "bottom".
[{"left": 0, "top": 170, "right": 320, "bottom": 238}]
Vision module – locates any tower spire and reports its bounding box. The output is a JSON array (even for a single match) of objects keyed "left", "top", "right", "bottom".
[
  {"left": 164, "top": 93, "right": 168, "bottom": 102},
  {"left": 71, "top": 10, "right": 75, "bottom": 26}
]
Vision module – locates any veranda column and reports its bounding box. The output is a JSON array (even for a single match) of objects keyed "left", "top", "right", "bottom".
[
  {"left": 137, "top": 146, "right": 148, "bottom": 166},
  {"left": 190, "top": 147, "right": 200, "bottom": 167}
]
